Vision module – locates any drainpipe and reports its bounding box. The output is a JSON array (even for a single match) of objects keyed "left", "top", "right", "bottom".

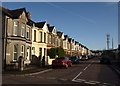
[{"left": 4, "top": 17, "right": 10, "bottom": 70}]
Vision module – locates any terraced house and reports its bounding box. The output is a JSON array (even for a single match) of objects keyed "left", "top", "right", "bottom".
[
  {"left": 63, "top": 35, "right": 69, "bottom": 56},
  {"left": 2, "top": 7, "right": 32, "bottom": 70},
  {"left": 32, "top": 21, "right": 48, "bottom": 65},
  {"left": 57, "top": 31, "right": 64, "bottom": 48},
  {"left": 47, "top": 24, "right": 57, "bottom": 49},
  {"left": 1, "top": 6, "right": 93, "bottom": 70}
]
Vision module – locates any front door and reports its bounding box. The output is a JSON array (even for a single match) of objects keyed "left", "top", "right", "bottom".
[{"left": 27, "top": 48, "right": 30, "bottom": 60}]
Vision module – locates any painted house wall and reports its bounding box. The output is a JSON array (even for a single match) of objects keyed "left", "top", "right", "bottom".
[
  {"left": 32, "top": 23, "right": 48, "bottom": 65},
  {"left": 3, "top": 11, "right": 32, "bottom": 65}
]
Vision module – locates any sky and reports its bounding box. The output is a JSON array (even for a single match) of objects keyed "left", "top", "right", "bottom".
[{"left": 2, "top": 2, "right": 118, "bottom": 50}]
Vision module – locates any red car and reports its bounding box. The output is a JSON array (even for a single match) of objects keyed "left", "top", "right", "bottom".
[{"left": 52, "top": 57, "right": 72, "bottom": 68}]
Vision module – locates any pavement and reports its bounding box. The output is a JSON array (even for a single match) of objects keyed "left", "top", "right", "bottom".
[{"left": 2, "top": 65, "right": 53, "bottom": 76}]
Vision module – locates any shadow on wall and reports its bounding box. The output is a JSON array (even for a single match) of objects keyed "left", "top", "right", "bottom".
[{"left": 31, "top": 55, "right": 40, "bottom": 65}]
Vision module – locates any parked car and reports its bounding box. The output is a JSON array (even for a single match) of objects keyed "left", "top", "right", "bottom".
[
  {"left": 80, "top": 55, "right": 89, "bottom": 61},
  {"left": 69, "top": 56, "right": 80, "bottom": 64},
  {"left": 99, "top": 56, "right": 111, "bottom": 64},
  {"left": 52, "top": 57, "right": 72, "bottom": 68}
]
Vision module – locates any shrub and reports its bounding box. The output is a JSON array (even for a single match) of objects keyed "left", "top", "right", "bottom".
[{"left": 48, "top": 47, "right": 65, "bottom": 58}]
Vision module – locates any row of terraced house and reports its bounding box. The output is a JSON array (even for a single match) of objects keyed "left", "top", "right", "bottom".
[{"left": 1, "top": 6, "right": 93, "bottom": 70}]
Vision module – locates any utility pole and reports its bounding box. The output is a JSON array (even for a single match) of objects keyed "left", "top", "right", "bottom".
[
  {"left": 106, "top": 34, "right": 110, "bottom": 50},
  {"left": 112, "top": 37, "right": 114, "bottom": 49}
]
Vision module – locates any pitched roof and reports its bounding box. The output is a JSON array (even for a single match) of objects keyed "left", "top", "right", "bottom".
[
  {"left": 9, "top": 8, "right": 27, "bottom": 19},
  {"left": 0, "top": 6, "right": 12, "bottom": 17},
  {"left": 1, "top": 6, "right": 30, "bottom": 19},
  {"left": 48, "top": 26, "right": 55, "bottom": 32},
  {"left": 68, "top": 38, "right": 72, "bottom": 42},
  {"left": 75, "top": 41, "right": 79, "bottom": 45},
  {"left": 57, "top": 31, "right": 63, "bottom": 38},
  {"left": 27, "top": 19, "right": 35, "bottom": 26},
  {"left": 35, "top": 21, "right": 46, "bottom": 28},
  {"left": 64, "top": 35, "right": 69, "bottom": 40}
]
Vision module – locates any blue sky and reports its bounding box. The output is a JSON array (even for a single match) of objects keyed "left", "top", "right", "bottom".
[{"left": 2, "top": 2, "right": 118, "bottom": 50}]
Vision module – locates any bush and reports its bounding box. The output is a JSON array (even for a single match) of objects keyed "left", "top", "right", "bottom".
[{"left": 48, "top": 47, "right": 65, "bottom": 58}]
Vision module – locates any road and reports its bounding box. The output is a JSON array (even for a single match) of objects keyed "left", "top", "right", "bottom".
[{"left": 2, "top": 57, "right": 120, "bottom": 86}]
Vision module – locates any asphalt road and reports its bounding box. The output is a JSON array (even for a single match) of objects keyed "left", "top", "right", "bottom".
[{"left": 2, "top": 57, "right": 120, "bottom": 86}]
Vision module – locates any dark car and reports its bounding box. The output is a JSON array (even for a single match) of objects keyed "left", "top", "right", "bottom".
[
  {"left": 69, "top": 56, "right": 80, "bottom": 64},
  {"left": 99, "top": 56, "right": 111, "bottom": 64},
  {"left": 80, "top": 55, "right": 89, "bottom": 61},
  {"left": 52, "top": 57, "right": 72, "bottom": 68}
]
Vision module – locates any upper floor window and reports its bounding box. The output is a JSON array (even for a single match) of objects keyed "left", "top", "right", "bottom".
[
  {"left": 21, "top": 23, "right": 25, "bottom": 37},
  {"left": 44, "top": 33, "right": 46, "bottom": 43},
  {"left": 49, "top": 35, "right": 51, "bottom": 44},
  {"left": 26, "top": 32, "right": 29, "bottom": 39},
  {"left": 13, "top": 21, "right": 19, "bottom": 36},
  {"left": 34, "top": 30, "right": 36, "bottom": 41},
  {"left": 26, "top": 28, "right": 30, "bottom": 39},
  {"left": 39, "top": 32, "right": 42, "bottom": 42}
]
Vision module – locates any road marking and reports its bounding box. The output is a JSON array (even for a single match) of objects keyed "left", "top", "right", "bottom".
[
  {"left": 72, "top": 80, "right": 83, "bottom": 82},
  {"left": 89, "top": 80, "right": 100, "bottom": 84},
  {"left": 72, "top": 61, "right": 93, "bottom": 82},
  {"left": 84, "top": 81, "right": 97, "bottom": 85},
  {"left": 103, "top": 83, "right": 111, "bottom": 85},
  {"left": 83, "top": 67, "right": 88, "bottom": 70},
  {"left": 59, "top": 78, "right": 68, "bottom": 81},
  {"left": 76, "top": 79, "right": 86, "bottom": 82},
  {"left": 72, "top": 72, "right": 83, "bottom": 81}
]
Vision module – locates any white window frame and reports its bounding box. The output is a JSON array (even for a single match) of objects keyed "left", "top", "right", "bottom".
[
  {"left": 32, "top": 47, "right": 35, "bottom": 55},
  {"left": 44, "top": 32, "right": 46, "bottom": 43},
  {"left": 26, "top": 31, "right": 29, "bottom": 39},
  {"left": 49, "top": 35, "right": 51, "bottom": 44},
  {"left": 13, "top": 44, "right": 18, "bottom": 61},
  {"left": 21, "top": 45, "right": 25, "bottom": 57},
  {"left": 39, "top": 32, "right": 42, "bottom": 42},
  {"left": 13, "top": 21, "right": 19, "bottom": 36},
  {"left": 21, "top": 23, "right": 25, "bottom": 37}
]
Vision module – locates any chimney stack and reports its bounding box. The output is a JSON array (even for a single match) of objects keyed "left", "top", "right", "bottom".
[
  {"left": 27, "top": 12, "right": 31, "bottom": 19},
  {"left": 47, "top": 24, "right": 50, "bottom": 27}
]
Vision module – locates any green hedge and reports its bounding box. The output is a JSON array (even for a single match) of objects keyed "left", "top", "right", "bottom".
[{"left": 48, "top": 47, "right": 65, "bottom": 58}]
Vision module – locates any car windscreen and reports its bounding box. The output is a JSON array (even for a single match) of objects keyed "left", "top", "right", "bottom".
[{"left": 56, "top": 57, "right": 65, "bottom": 60}]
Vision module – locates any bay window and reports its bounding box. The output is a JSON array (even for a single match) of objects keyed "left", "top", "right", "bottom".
[
  {"left": 13, "top": 21, "right": 19, "bottom": 36},
  {"left": 21, "top": 23, "right": 25, "bottom": 37}
]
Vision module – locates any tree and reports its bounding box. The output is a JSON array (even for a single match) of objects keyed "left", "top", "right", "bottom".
[{"left": 47, "top": 47, "right": 65, "bottom": 58}]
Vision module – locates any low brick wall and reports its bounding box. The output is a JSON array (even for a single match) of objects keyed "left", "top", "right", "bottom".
[{"left": 47, "top": 57, "right": 55, "bottom": 65}]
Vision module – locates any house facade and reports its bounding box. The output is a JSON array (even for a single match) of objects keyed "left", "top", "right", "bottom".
[
  {"left": 2, "top": 7, "right": 32, "bottom": 69},
  {"left": 57, "top": 31, "right": 64, "bottom": 48},
  {"left": 1, "top": 6, "right": 93, "bottom": 70},
  {"left": 32, "top": 21, "right": 48, "bottom": 65},
  {"left": 47, "top": 25, "right": 57, "bottom": 49}
]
